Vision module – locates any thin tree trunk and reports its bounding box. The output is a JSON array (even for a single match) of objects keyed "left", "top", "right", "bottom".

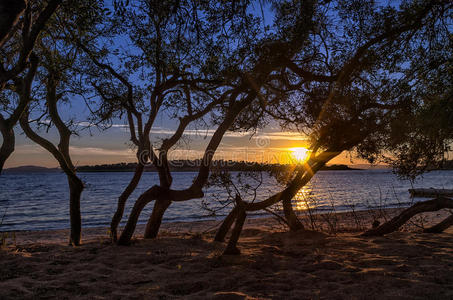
[
  {"left": 283, "top": 197, "right": 304, "bottom": 231},
  {"left": 223, "top": 207, "right": 246, "bottom": 255},
  {"left": 117, "top": 186, "right": 162, "bottom": 245},
  {"left": 110, "top": 163, "right": 145, "bottom": 242},
  {"left": 362, "top": 197, "right": 453, "bottom": 236},
  {"left": 144, "top": 198, "right": 171, "bottom": 239},
  {"left": 0, "top": 119, "right": 14, "bottom": 174},
  {"left": 424, "top": 214, "right": 453, "bottom": 233},
  {"left": 214, "top": 206, "right": 239, "bottom": 242},
  {"left": 118, "top": 98, "right": 252, "bottom": 244},
  {"left": 68, "top": 176, "right": 84, "bottom": 246}
]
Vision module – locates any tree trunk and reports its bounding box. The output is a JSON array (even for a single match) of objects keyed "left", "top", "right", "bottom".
[
  {"left": 223, "top": 207, "right": 247, "bottom": 255},
  {"left": 117, "top": 186, "right": 160, "bottom": 245},
  {"left": 110, "top": 163, "right": 144, "bottom": 242},
  {"left": 68, "top": 176, "right": 84, "bottom": 246},
  {"left": 0, "top": 119, "right": 14, "bottom": 174},
  {"left": 424, "top": 214, "right": 453, "bottom": 233},
  {"left": 283, "top": 197, "right": 304, "bottom": 231},
  {"left": 144, "top": 198, "right": 171, "bottom": 239},
  {"left": 214, "top": 206, "right": 239, "bottom": 242},
  {"left": 362, "top": 197, "right": 453, "bottom": 236}
]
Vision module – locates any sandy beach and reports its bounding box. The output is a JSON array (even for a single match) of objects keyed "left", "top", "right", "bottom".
[{"left": 1, "top": 209, "right": 453, "bottom": 299}]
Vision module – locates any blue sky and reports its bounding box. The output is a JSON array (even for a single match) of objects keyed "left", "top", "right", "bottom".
[{"left": 2, "top": 1, "right": 375, "bottom": 168}]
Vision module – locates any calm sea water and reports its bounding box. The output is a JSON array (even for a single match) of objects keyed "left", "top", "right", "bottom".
[{"left": 1, "top": 170, "right": 452, "bottom": 231}]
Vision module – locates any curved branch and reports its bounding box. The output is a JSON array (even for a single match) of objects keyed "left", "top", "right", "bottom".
[
  {"left": 362, "top": 197, "right": 453, "bottom": 236},
  {"left": 424, "top": 214, "right": 453, "bottom": 233},
  {"left": 245, "top": 151, "right": 341, "bottom": 211},
  {"left": 0, "top": 0, "right": 62, "bottom": 85}
]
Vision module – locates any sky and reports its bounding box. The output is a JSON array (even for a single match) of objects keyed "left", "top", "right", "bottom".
[
  {"left": 1, "top": 1, "right": 378, "bottom": 169},
  {"left": 4, "top": 113, "right": 367, "bottom": 168},
  {"left": 2, "top": 84, "right": 366, "bottom": 168}
]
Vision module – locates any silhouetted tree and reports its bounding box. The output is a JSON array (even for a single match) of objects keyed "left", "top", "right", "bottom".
[
  {"left": 215, "top": 0, "right": 452, "bottom": 254},
  {"left": 0, "top": 0, "right": 62, "bottom": 173},
  {"left": 116, "top": 0, "right": 317, "bottom": 245},
  {"left": 16, "top": 0, "right": 105, "bottom": 245},
  {"left": 356, "top": 1, "right": 453, "bottom": 236},
  {"left": 72, "top": 0, "right": 256, "bottom": 241}
]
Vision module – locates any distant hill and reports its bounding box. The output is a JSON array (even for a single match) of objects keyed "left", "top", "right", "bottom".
[
  {"left": 321, "top": 164, "right": 361, "bottom": 171},
  {"left": 3, "top": 166, "right": 60, "bottom": 173},
  {"left": 3, "top": 162, "right": 361, "bottom": 174},
  {"left": 75, "top": 161, "right": 360, "bottom": 172},
  {"left": 439, "top": 160, "right": 453, "bottom": 170}
]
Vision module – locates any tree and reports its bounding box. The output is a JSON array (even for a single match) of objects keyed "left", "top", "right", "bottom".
[
  {"left": 0, "top": 0, "right": 62, "bottom": 173},
  {"left": 116, "top": 0, "right": 318, "bottom": 245},
  {"left": 213, "top": 0, "right": 452, "bottom": 254},
  {"left": 72, "top": 0, "right": 259, "bottom": 241},
  {"left": 361, "top": 5, "right": 453, "bottom": 236},
  {"left": 15, "top": 0, "right": 105, "bottom": 245}
]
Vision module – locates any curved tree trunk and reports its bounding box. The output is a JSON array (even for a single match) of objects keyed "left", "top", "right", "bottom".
[
  {"left": 117, "top": 186, "right": 162, "bottom": 245},
  {"left": 214, "top": 206, "right": 239, "bottom": 242},
  {"left": 0, "top": 52, "right": 38, "bottom": 174},
  {"left": 223, "top": 207, "right": 247, "bottom": 255},
  {"left": 117, "top": 185, "right": 204, "bottom": 245},
  {"left": 282, "top": 197, "right": 304, "bottom": 231},
  {"left": 110, "top": 163, "right": 145, "bottom": 242},
  {"left": 68, "top": 176, "right": 84, "bottom": 246},
  {"left": 144, "top": 198, "right": 171, "bottom": 239},
  {"left": 0, "top": 118, "right": 14, "bottom": 174},
  {"left": 424, "top": 214, "right": 453, "bottom": 233},
  {"left": 362, "top": 197, "right": 453, "bottom": 236},
  {"left": 118, "top": 97, "right": 253, "bottom": 245}
]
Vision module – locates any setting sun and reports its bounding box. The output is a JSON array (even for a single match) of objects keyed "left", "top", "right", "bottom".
[{"left": 289, "top": 147, "right": 310, "bottom": 163}]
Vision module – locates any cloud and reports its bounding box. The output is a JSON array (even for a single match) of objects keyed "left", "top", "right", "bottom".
[
  {"left": 149, "top": 128, "right": 249, "bottom": 138},
  {"left": 69, "top": 146, "right": 135, "bottom": 157},
  {"left": 100, "top": 122, "right": 307, "bottom": 142},
  {"left": 14, "top": 144, "right": 134, "bottom": 157},
  {"left": 255, "top": 132, "right": 307, "bottom": 141},
  {"left": 14, "top": 144, "right": 48, "bottom": 154},
  {"left": 72, "top": 122, "right": 130, "bottom": 128},
  {"left": 148, "top": 127, "right": 306, "bottom": 141}
]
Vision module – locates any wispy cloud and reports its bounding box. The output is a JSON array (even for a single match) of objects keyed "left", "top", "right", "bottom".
[
  {"left": 97, "top": 123, "right": 307, "bottom": 142},
  {"left": 75, "top": 121, "right": 129, "bottom": 128},
  {"left": 69, "top": 146, "right": 135, "bottom": 157},
  {"left": 149, "top": 128, "right": 249, "bottom": 138},
  {"left": 13, "top": 144, "right": 135, "bottom": 157},
  {"left": 14, "top": 144, "right": 48, "bottom": 154},
  {"left": 148, "top": 128, "right": 306, "bottom": 141},
  {"left": 255, "top": 132, "right": 307, "bottom": 141}
]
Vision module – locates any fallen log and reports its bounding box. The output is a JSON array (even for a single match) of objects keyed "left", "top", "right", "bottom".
[
  {"left": 362, "top": 197, "right": 453, "bottom": 236},
  {"left": 409, "top": 188, "right": 453, "bottom": 198},
  {"left": 423, "top": 214, "right": 453, "bottom": 233}
]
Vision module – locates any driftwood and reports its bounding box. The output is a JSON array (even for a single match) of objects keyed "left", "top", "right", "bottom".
[
  {"left": 424, "top": 214, "right": 453, "bottom": 233},
  {"left": 362, "top": 197, "right": 453, "bottom": 236},
  {"left": 409, "top": 188, "right": 453, "bottom": 197}
]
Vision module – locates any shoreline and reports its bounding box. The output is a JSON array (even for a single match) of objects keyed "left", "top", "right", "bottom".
[
  {"left": 0, "top": 206, "right": 401, "bottom": 235},
  {"left": 3, "top": 206, "right": 452, "bottom": 246}
]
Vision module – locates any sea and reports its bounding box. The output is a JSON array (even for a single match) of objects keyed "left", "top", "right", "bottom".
[{"left": 1, "top": 170, "right": 452, "bottom": 232}]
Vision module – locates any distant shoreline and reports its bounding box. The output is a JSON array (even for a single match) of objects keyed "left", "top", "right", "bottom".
[{"left": 3, "top": 163, "right": 363, "bottom": 173}]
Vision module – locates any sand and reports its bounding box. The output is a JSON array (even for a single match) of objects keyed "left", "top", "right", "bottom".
[{"left": 1, "top": 209, "right": 453, "bottom": 299}]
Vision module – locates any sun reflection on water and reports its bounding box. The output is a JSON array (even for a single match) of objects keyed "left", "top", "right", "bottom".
[{"left": 293, "top": 186, "right": 316, "bottom": 210}]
